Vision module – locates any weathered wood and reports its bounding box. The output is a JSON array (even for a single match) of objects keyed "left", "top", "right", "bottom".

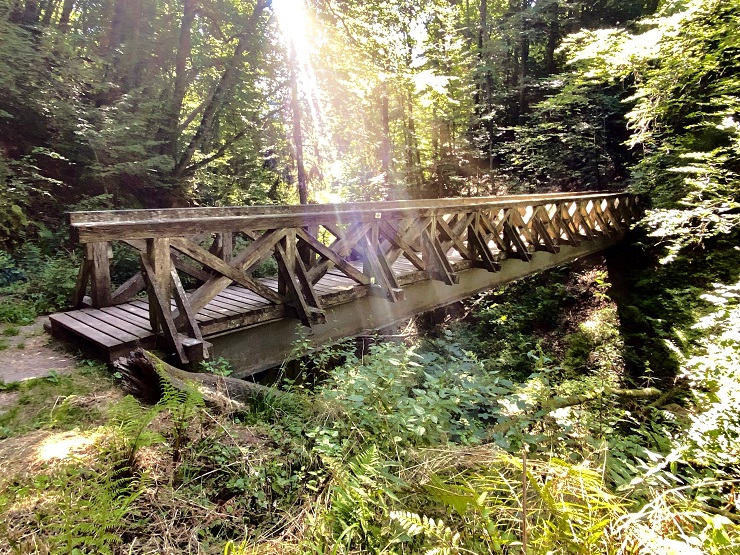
[
  {"left": 296, "top": 228, "right": 370, "bottom": 285},
  {"left": 140, "top": 254, "right": 188, "bottom": 364},
  {"left": 114, "top": 348, "right": 289, "bottom": 410},
  {"left": 275, "top": 233, "right": 325, "bottom": 326},
  {"left": 73, "top": 258, "right": 93, "bottom": 309},
  {"left": 68, "top": 192, "right": 623, "bottom": 225},
  {"left": 89, "top": 242, "right": 113, "bottom": 307},
  {"left": 421, "top": 227, "right": 458, "bottom": 285},
  {"left": 360, "top": 226, "right": 404, "bottom": 302},
  {"left": 467, "top": 218, "right": 500, "bottom": 272},
  {"left": 170, "top": 236, "right": 283, "bottom": 305},
  {"left": 57, "top": 192, "right": 636, "bottom": 367},
  {"left": 502, "top": 221, "right": 532, "bottom": 262},
  {"left": 170, "top": 267, "right": 207, "bottom": 362},
  {"left": 378, "top": 219, "right": 425, "bottom": 271},
  {"left": 110, "top": 272, "right": 146, "bottom": 305},
  {"left": 71, "top": 194, "right": 629, "bottom": 243}
]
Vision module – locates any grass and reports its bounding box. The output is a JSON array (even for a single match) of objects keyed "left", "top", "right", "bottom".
[
  {"left": 0, "top": 362, "right": 120, "bottom": 439},
  {"left": 2, "top": 325, "right": 20, "bottom": 337}
]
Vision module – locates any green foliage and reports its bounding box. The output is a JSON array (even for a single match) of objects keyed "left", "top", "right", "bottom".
[
  {"left": 200, "top": 356, "right": 234, "bottom": 377},
  {"left": 501, "top": 79, "right": 633, "bottom": 189},
  {"left": 456, "top": 269, "right": 575, "bottom": 377},
  {"left": 313, "top": 342, "right": 521, "bottom": 454}
]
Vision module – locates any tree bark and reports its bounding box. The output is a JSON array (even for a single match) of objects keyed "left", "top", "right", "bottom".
[
  {"left": 173, "top": 0, "right": 268, "bottom": 179},
  {"left": 113, "top": 348, "right": 286, "bottom": 412},
  {"left": 57, "top": 0, "right": 74, "bottom": 30},
  {"left": 289, "top": 42, "right": 308, "bottom": 205},
  {"left": 166, "top": 0, "right": 196, "bottom": 160}
]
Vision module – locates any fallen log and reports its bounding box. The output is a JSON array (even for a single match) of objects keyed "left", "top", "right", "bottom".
[{"left": 113, "top": 348, "right": 286, "bottom": 412}]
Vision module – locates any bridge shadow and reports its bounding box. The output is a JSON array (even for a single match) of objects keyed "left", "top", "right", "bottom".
[{"left": 605, "top": 228, "right": 740, "bottom": 388}]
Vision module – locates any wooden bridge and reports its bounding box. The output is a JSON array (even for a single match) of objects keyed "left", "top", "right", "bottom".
[{"left": 49, "top": 192, "right": 639, "bottom": 376}]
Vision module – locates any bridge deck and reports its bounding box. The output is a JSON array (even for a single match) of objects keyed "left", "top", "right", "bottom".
[
  {"left": 49, "top": 192, "right": 639, "bottom": 371},
  {"left": 49, "top": 256, "right": 477, "bottom": 361}
]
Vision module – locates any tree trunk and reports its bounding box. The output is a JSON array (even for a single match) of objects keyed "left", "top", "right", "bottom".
[
  {"left": 165, "top": 0, "right": 195, "bottom": 160},
  {"left": 57, "top": 0, "right": 74, "bottom": 30},
  {"left": 173, "top": 0, "right": 268, "bottom": 180},
  {"left": 113, "top": 349, "right": 288, "bottom": 412},
  {"left": 380, "top": 83, "right": 391, "bottom": 193},
  {"left": 518, "top": 0, "right": 529, "bottom": 122},
  {"left": 544, "top": 2, "right": 559, "bottom": 75},
  {"left": 289, "top": 43, "right": 308, "bottom": 205}
]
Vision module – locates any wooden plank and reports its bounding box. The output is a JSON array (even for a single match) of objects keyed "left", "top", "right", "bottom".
[
  {"left": 73, "top": 259, "right": 92, "bottom": 309},
  {"left": 359, "top": 225, "right": 404, "bottom": 302},
  {"left": 207, "top": 295, "right": 252, "bottom": 312},
  {"left": 78, "top": 308, "right": 152, "bottom": 339},
  {"left": 421, "top": 227, "right": 458, "bottom": 285},
  {"left": 110, "top": 272, "right": 145, "bottom": 305},
  {"left": 502, "top": 221, "right": 533, "bottom": 261},
  {"left": 99, "top": 306, "right": 155, "bottom": 331},
  {"left": 49, "top": 313, "right": 120, "bottom": 348},
  {"left": 218, "top": 289, "right": 267, "bottom": 308},
  {"left": 170, "top": 236, "right": 283, "bottom": 305},
  {"left": 306, "top": 222, "right": 371, "bottom": 283},
  {"left": 74, "top": 196, "right": 632, "bottom": 243},
  {"left": 275, "top": 234, "right": 325, "bottom": 326},
  {"left": 68, "top": 192, "right": 606, "bottom": 222},
  {"left": 378, "top": 219, "right": 425, "bottom": 271},
  {"left": 141, "top": 256, "right": 188, "bottom": 363},
  {"left": 467, "top": 220, "right": 500, "bottom": 272},
  {"left": 296, "top": 228, "right": 370, "bottom": 285},
  {"left": 143, "top": 238, "right": 171, "bottom": 333},
  {"left": 532, "top": 217, "right": 560, "bottom": 253},
  {"left": 202, "top": 298, "right": 243, "bottom": 315},
  {"left": 63, "top": 311, "right": 140, "bottom": 345},
  {"left": 436, "top": 213, "right": 473, "bottom": 260},
  {"left": 223, "top": 286, "right": 272, "bottom": 306},
  {"left": 179, "top": 229, "right": 285, "bottom": 314},
  {"left": 171, "top": 268, "right": 207, "bottom": 362}
]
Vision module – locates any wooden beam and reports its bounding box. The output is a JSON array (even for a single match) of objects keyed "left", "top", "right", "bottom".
[
  {"left": 378, "top": 219, "right": 425, "bottom": 271},
  {"left": 140, "top": 254, "right": 188, "bottom": 364},
  {"left": 421, "top": 227, "right": 458, "bottom": 285},
  {"left": 89, "top": 242, "right": 112, "bottom": 308},
  {"left": 71, "top": 194, "right": 631, "bottom": 243},
  {"left": 295, "top": 228, "right": 370, "bottom": 285},
  {"left": 435, "top": 214, "right": 472, "bottom": 260},
  {"left": 144, "top": 238, "right": 172, "bottom": 333},
  {"left": 110, "top": 272, "right": 146, "bottom": 305},
  {"left": 467, "top": 218, "right": 500, "bottom": 272},
  {"left": 73, "top": 258, "right": 92, "bottom": 309},
  {"left": 360, "top": 230, "right": 404, "bottom": 302},
  {"left": 170, "top": 268, "right": 207, "bottom": 362},
  {"left": 275, "top": 233, "right": 325, "bottom": 326},
  {"left": 170, "top": 236, "right": 283, "bottom": 305},
  {"left": 502, "top": 221, "right": 532, "bottom": 261}
]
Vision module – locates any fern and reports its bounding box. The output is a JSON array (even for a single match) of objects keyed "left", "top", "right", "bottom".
[
  {"left": 48, "top": 464, "right": 148, "bottom": 554},
  {"left": 390, "top": 511, "right": 462, "bottom": 555}
]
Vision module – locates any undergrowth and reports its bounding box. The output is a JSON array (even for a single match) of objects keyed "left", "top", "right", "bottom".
[{"left": 1, "top": 248, "right": 740, "bottom": 554}]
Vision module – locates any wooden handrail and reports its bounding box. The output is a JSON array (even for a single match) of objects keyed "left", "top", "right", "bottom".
[
  {"left": 70, "top": 192, "right": 629, "bottom": 242},
  {"left": 68, "top": 191, "right": 623, "bottom": 225}
]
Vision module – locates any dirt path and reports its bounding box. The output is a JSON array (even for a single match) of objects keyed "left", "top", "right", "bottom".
[{"left": 0, "top": 317, "right": 77, "bottom": 384}]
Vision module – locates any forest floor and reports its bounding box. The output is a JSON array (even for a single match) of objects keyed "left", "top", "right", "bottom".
[{"left": 0, "top": 318, "right": 75, "bottom": 383}]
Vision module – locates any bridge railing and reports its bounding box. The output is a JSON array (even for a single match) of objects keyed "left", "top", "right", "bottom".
[{"left": 68, "top": 191, "right": 639, "bottom": 363}]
